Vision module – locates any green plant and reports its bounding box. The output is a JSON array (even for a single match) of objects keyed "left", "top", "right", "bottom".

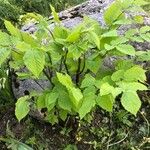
[{"left": 0, "top": 0, "right": 149, "bottom": 125}]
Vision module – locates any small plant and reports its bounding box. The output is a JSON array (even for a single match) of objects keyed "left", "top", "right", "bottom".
[{"left": 0, "top": 0, "right": 149, "bottom": 125}]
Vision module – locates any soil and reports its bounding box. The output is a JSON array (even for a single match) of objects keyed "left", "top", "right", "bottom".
[{"left": 0, "top": 95, "right": 149, "bottom": 150}]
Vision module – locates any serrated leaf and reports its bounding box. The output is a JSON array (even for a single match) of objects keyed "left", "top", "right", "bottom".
[
  {"left": 96, "top": 94, "right": 114, "bottom": 112},
  {"left": 115, "top": 60, "right": 134, "bottom": 70},
  {"left": 136, "top": 51, "right": 150, "bottom": 61},
  {"left": 66, "top": 25, "right": 82, "bottom": 42},
  {"left": 4, "top": 20, "right": 21, "bottom": 38},
  {"left": 101, "top": 30, "right": 118, "bottom": 37},
  {"left": 37, "top": 94, "right": 46, "bottom": 109},
  {"left": 113, "top": 19, "right": 132, "bottom": 25},
  {"left": 16, "top": 42, "right": 31, "bottom": 52},
  {"left": 0, "top": 31, "right": 11, "bottom": 46},
  {"left": 50, "top": 5, "right": 60, "bottom": 23},
  {"left": 116, "top": 44, "right": 135, "bottom": 56},
  {"left": 104, "top": 1, "right": 123, "bottom": 26},
  {"left": 81, "top": 74, "right": 95, "bottom": 88},
  {"left": 124, "top": 66, "right": 146, "bottom": 82},
  {"left": 117, "top": 82, "right": 147, "bottom": 92},
  {"left": 134, "top": 0, "right": 149, "bottom": 6},
  {"left": 53, "top": 26, "right": 68, "bottom": 39},
  {"left": 45, "top": 91, "right": 59, "bottom": 111},
  {"left": 111, "top": 70, "right": 124, "bottom": 81},
  {"left": 56, "top": 72, "right": 73, "bottom": 88},
  {"left": 104, "top": 44, "right": 115, "bottom": 50},
  {"left": 79, "top": 86, "right": 96, "bottom": 119},
  {"left": 111, "top": 37, "right": 129, "bottom": 46},
  {"left": 89, "top": 31, "right": 100, "bottom": 49},
  {"left": 100, "top": 83, "right": 122, "bottom": 98},
  {"left": 21, "top": 32, "right": 37, "bottom": 46},
  {"left": 23, "top": 50, "right": 45, "bottom": 78},
  {"left": 121, "top": 91, "right": 141, "bottom": 115},
  {"left": 125, "top": 29, "right": 138, "bottom": 38},
  {"left": 86, "top": 55, "right": 102, "bottom": 74},
  {"left": 69, "top": 87, "right": 83, "bottom": 109},
  {"left": 59, "top": 110, "right": 68, "bottom": 121},
  {"left": 15, "top": 96, "right": 30, "bottom": 122},
  {"left": 140, "top": 26, "right": 150, "bottom": 33},
  {"left": 58, "top": 90, "right": 72, "bottom": 111},
  {"left": 0, "top": 48, "right": 11, "bottom": 65},
  {"left": 140, "top": 33, "right": 150, "bottom": 42}
]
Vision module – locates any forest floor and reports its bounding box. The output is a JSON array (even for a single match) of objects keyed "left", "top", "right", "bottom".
[{"left": 0, "top": 92, "right": 149, "bottom": 150}]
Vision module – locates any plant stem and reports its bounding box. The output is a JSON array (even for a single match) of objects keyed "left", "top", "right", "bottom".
[
  {"left": 64, "top": 49, "right": 70, "bottom": 75},
  {"left": 76, "top": 57, "right": 81, "bottom": 85},
  {"left": 43, "top": 70, "right": 54, "bottom": 88}
]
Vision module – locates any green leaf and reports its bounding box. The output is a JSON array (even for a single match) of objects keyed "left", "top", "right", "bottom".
[
  {"left": 79, "top": 86, "right": 96, "bottom": 119},
  {"left": 125, "top": 29, "right": 138, "bottom": 38},
  {"left": 21, "top": 32, "right": 38, "bottom": 46},
  {"left": 124, "top": 66, "right": 146, "bottom": 82},
  {"left": 104, "top": 1, "right": 123, "bottom": 26},
  {"left": 140, "top": 26, "right": 150, "bottom": 33},
  {"left": 66, "top": 25, "right": 82, "bottom": 42},
  {"left": 68, "top": 44, "right": 82, "bottom": 60},
  {"left": 113, "top": 19, "right": 132, "bottom": 25},
  {"left": 15, "top": 96, "right": 30, "bottom": 122},
  {"left": 86, "top": 55, "right": 102, "bottom": 74},
  {"left": 16, "top": 42, "right": 31, "bottom": 52},
  {"left": 96, "top": 94, "right": 114, "bottom": 112},
  {"left": 116, "top": 44, "right": 135, "bottom": 56},
  {"left": 50, "top": 5, "right": 60, "bottom": 23},
  {"left": 81, "top": 74, "right": 95, "bottom": 88},
  {"left": 53, "top": 26, "right": 68, "bottom": 39},
  {"left": 100, "top": 83, "right": 122, "bottom": 98},
  {"left": 58, "top": 90, "right": 72, "bottom": 111},
  {"left": 4, "top": 20, "right": 21, "bottom": 38},
  {"left": 89, "top": 31, "right": 100, "bottom": 49},
  {"left": 0, "top": 31, "right": 11, "bottom": 46},
  {"left": 37, "top": 94, "right": 46, "bottom": 109},
  {"left": 69, "top": 87, "right": 83, "bottom": 109},
  {"left": 133, "top": 15, "right": 144, "bottom": 24},
  {"left": 111, "top": 70, "right": 124, "bottom": 81},
  {"left": 0, "top": 48, "right": 11, "bottom": 65},
  {"left": 111, "top": 37, "right": 129, "bottom": 46},
  {"left": 140, "top": 33, "right": 150, "bottom": 42},
  {"left": 23, "top": 50, "right": 45, "bottom": 78},
  {"left": 45, "top": 91, "right": 59, "bottom": 111},
  {"left": 56, "top": 72, "right": 73, "bottom": 88},
  {"left": 117, "top": 82, "right": 147, "bottom": 92},
  {"left": 134, "top": 0, "right": 149, "bottom": 6},
  {"left": 101, "top": 30, "right": 118, "bottom": 37},
  {"left": 136, "top": 51, "right": 150, "bottom": 61},
  {"left": 121, "top": 91, "right": 141, "bottom": 115},
  {"left": 59, "top": 110, "right": 68, "bottom": 121},
  {"left": 115, "top": 60, "right": 134, "bottom": 70}
]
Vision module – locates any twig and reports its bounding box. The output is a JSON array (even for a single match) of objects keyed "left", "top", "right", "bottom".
[
  {"left": 76, "top": 58, "right": 81, "bottom": 85},
  {"left": 64, "top": 49, "right": 70, "bottom": 75},
  {"left": 59, "top": 56, "right": 64, "bottom": 72},
  {"left": 43, "top": 70, "right": 54, "bottom": 88},
  {"left": 140, "top": 111, "right": 150, "bottom": 137},
  {"left": 107, "top": 132, "right": 129, "bottom": 148},
  {"left": 79, "top": 55, "right": 86, "bottom": 74},
  {"left": 33, "top": 80, "right": 45, "bottom": 90}
]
